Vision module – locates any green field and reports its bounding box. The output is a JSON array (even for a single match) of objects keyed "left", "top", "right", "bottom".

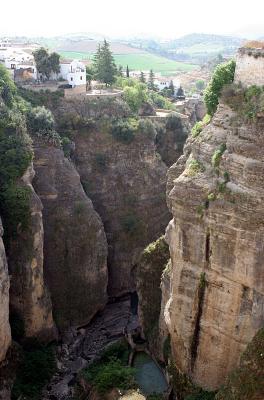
[{"left": 59, "top": 50, "right": 198, "bottom": 75}]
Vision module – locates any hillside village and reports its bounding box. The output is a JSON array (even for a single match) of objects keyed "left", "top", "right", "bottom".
[{"left": 0, "top": 38, "right": 203, "bottom": 105}]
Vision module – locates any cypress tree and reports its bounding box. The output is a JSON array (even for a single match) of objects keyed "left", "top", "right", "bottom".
[
  {"left": 169, "top": 80, "right": 175, "bottom": 96},
  {"left": 148, "top": 69, "right": 156, "bottom": 91},
  {"left": 139, "top": 71, "right": 146, "bottom": 83},
  {"left": 126, "top": 65, "right": 130, "bottom": 78},
  {"left": 93, "top": 40, "right": 117, "bottom": 86}
]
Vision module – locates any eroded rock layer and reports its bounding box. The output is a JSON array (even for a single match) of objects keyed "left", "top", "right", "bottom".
[
  {"left": 8, "top": 165, "right": 56, "bottom": 341},
  {"left": 33, "top": 142, "right": 108, "bottom": 330},
  {"left": 165, "top": 102, "right": 264, "bottom": 389},
  {"left": 73, "top": 129, "right": 171, "bottom": 297}
]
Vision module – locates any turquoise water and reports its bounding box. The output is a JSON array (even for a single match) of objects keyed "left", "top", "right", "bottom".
[{"left": 133, "top": 352, "right": 168, "bottom": 395}]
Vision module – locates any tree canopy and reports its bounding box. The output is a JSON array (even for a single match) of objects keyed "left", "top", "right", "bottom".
[
  {"left": 93, "top": 40, "right": 117, "bottom": 85},
  {"left": 33, "top": 48, "right": 60, "bottom": 80}
]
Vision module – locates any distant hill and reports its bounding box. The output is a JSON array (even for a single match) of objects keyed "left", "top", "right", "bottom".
[
  {"left": 125, "top": 33, "right": 244, "bottom": 64},
  {"left": 167, "top": 33, "right": 243, "bottom": 49}
]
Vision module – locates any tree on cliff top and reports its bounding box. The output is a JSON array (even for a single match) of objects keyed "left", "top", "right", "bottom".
[
  {"left": 204, "top": 60, "right": 236, "bottom": 116},
  {"left": 93, "top": 40, "right": 117, "bottom": 86},
  {"left": 33, "top": 47, "right": 60, "bottom": 80},
  {"left": 148, "top": 69, "right": 156, "bottom": 91}
]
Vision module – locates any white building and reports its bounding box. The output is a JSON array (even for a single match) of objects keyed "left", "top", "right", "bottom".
[
  {"left": 154, "top": 77, "right": 180, "bottom": 91},
  {"left": 59, "top": 60, "right": 86, "bottom": 87}
]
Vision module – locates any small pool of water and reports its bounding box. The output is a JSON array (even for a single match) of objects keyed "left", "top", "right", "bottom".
[{"left": 133, "top": 352, "right": 168, "bottom": 395}]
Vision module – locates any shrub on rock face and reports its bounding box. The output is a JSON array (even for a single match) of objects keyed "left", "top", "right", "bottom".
[
  {"left": 166, "top": 113, "right": 182, "bottom": 130},
  {"left": 204, "top": 60, "right": 236, "bottom": 116},
  {"left": 12, "top": 340, "right": 56, "bottom": 400},
  {"left": 110, "top": 118, "right": 139, "bottom": 144},
  {"left": 27, "top": 106, "right": 60, "bottom": 145}
]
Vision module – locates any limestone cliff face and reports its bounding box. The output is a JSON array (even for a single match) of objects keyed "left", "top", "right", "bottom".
[
  {"left": 33, "top": 142, "right": 108, "bottom": 330},
  {"left": 155, "top": 115, "right": 189, "bottom": 167},
  {"left": 136, "top": 236, "right": 170, "bottom": 360},
  {"left": 165, "top": 102, "right": 264, "bottom": 390},
  {"left": 0, "top": 218, "right": 11, "bottom": 362},
  {"left": 8, "top": 164, "right": 56, "bottom": 341},
  {"left": 73, "top": 129, "right": 171, "bottom": 297}
]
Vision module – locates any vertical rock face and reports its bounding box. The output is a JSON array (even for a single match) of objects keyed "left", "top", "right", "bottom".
[
  {"left": 0, "top": 218, "right": 11, "bottom": 362},
  {"left": 33, "top": 142, "right": 108, "bottom": 330},
  {"left": 8, "top": 164, "right": 56, "bottom": 341},
  {"left": 156, "top": 115, "right": 189, "bottom": 167},
  {"left": 73, "top": 130, "right": 171, "bottom": 297},
  {"left": 165, "top": 102, "right": 264, "bottom": 390},
  {"left": 136, "top": 236, "right": 170, "bottom": 360}
]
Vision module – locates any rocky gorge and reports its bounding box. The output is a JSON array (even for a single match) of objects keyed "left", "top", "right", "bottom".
[{"left": 0, "top": 44, "right": 264, "bottom": 400}]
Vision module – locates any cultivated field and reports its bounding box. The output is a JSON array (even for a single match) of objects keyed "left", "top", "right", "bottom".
[{"left": 59, "top": 50, "right": 198, "bottom": 75}]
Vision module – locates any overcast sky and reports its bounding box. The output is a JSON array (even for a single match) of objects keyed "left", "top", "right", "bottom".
[{"left": 1, "top": 0, "right": 263, "bottom": 39}]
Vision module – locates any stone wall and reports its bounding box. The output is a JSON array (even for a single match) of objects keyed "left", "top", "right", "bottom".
[{"left": 234, "top": 47, "right": 264, "bottom": 87}]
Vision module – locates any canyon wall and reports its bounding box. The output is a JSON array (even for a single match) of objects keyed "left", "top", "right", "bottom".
[
  {"left": 73, "top": 127, "right": 171, "bottom": 297},
  {"left": 0, "top": 218, "right": 11, "bottom": 362},
  {"left": 165, "top": 101, "right": 264, "bottom": 389},
  {"left": 33, "top": 142, "right": 108, "bottom": 330},
  {"left": 8, "top": 164, "right": 56, "bottom": 341}
]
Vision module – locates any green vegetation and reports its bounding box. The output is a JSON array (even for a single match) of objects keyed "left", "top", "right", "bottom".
[
  {"left": 204, "top": 60, "right": 236, "bottom": 115},
  {"left": 121, "top": 212, "right": 143, "bottom": 238},
  {"left": 222, "top": 83, "right": 264, "bottom": 121},
  {"left": 211, "top": 144, "right": 226, "bottom": 168},
  {"left": 191, "top": 114, "right": 211, "bottom": 138},
  {"left": 163, "top": 335, "right": 171, "bottom": 363},
  {"left": 59, "top": 51, "right": 198, "bottom": 75},
  {"left": 165, "top": 113, "right": 182, "bottom": 130},
  {"left": 0, "top": 65, "right": 33, "bottom": 242},
  {"left": 185, "top": 159, "right": 205, "bottom": 177},
  {"left": 195, "top": 80, "right": 206, "bottom": 91},
  {"left": 216, "top": 328, "right": 264, "bottom": 400},
  {"left": 123, "top": 82, "right": 149, "bottom": 113},
  {"left": 81, "top": 340, "right": 134, "bottom": 394},
  {"left": 33, "top": 47, "right": 60, "bottom": 79},
  {"left": 94, "top": 153, "right": 108, "bottom": 171},
  {"left": 110, "top": 117, "right": 139, "bottom": 143},
  {"left": 27, "top": 106, "right": 61, "bottom": 145},
  {"left": 168, "top": 362, "right": 210, "bottom": 400},
  {"left": 199, "top": 272, "right": 207, "bottom": 290},
  {"left": 12, "top": 340, "right": 56, "bottom": 400},
  {"left": 93, "top": 40, "right": 117, "bottom": 85},
  {"left": 185, "top": 392, "right": 216, "bottom": 400},
  {"left": 116, "top": 77, "right": 174, "bottom": 112}
]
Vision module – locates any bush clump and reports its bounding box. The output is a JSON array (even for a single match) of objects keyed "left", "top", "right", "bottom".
[
  {"left": 27, "top": 106, "right": 61, "bottom": 145},
  {"left": 191, "top": 114, "right": 211, "bottom": 138},
  {"left": 211, "top": 144, "right": 226, "bottom": 168},
  {"left": 12, "top": 340, "right": 56, "bottom": 400},
  {"left": 81, "top": 340, "right": 134, "bottom": 395},
  {"left": 110, "top": 118, "right": 139, "bottom": 144},
  {"left": 185, "top": 159, "right": 205, "bottom": 177},
  {"left": 204, "top": 60, "right": 236, "bottom": 116}
]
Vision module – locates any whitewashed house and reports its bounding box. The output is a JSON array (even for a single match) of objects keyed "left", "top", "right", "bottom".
[
  {"left": 0, "top": 46, "right": 37, "bottom": 80},
  {"left": 59, "top": 60, "right": 86, "bottom": 87}
]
